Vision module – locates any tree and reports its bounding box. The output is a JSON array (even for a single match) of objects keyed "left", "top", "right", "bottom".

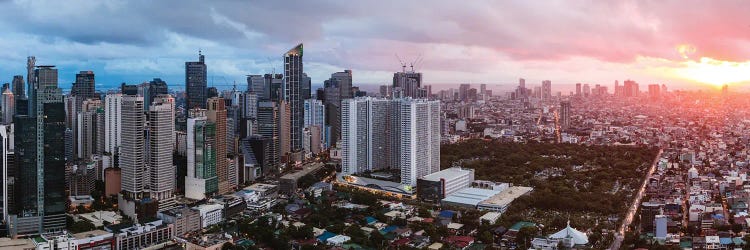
[
  {"left": 70, "top": 220, "right": 96, "bottom": 233},
  {"left": 515, "top": 226, "right": 537, "bottom": 249},
  {"left": 478, "top": 230, "right": 494, "bottom": 244},
  {"left": 221, "top": 242, "right": 234, "bottom": 250},
  {"left": 369, "top": 231, "right": 385, "bottom": 248}
]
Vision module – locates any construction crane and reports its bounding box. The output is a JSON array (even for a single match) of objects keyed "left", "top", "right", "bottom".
[
  {"left": 410, "top": 54, "right": 423, "bottom": 72},
  {"left": 395, "top": 53, "right": 407, "bottom": 72}
]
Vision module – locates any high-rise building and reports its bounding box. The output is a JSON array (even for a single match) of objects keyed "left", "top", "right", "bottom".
[
  {"left": 263, "top": 74, "right": 284, "bottom": 101},
  {"left": 185, "top": 109, "right": 218, "bottom": 200},
  {"left": 11, "top": 75, "right": 24, "bottom": 99},
  {"left": 148, "top": 95, "right": 176, "bottom": 210},
  {"left": 399, "top": 99, "right": 440, "bottom": 187},
  {"left": 301, "top": 73, "right": 312, "bottom": 100},
  {"left": 304, "top": 99, "right": 326, "bottom": 149},
  {"left": 331, "top": 70, "right": 353, "bottom": 100},
  {"left": 257, "top": 102, "right": 279, "bottom": 171},
  {"left": 284, "top": 44, "right": 304, "bottom": 154},
  {"left": 393, "top": 70, "right": 423, "bottom": 98},
  {"left": 119, "top": 95, "right": 146, "bottom": 201},
  {"left": 77, "top": 99, "right": 102, "bottom": 161},
  {"left": 560, "top": 101, "right": 571, "bottom": 130},
  {"left": 623, "top": 80, "right": 639, "bottom": 97},
  {"left": 278, "top": 101, "right": 291, "bottom": 160},
  {"left": 240, "top": 91, "right": 258, "bottom": 138},
  {"left": 246, "top": 75, "right": 264, "bottom": 94},
  {"left": 2, "top": 88, "right": 14, "bottom": 124},
  {"left": 575, "top": 83, "right": 581, "bottom": 97},
  {"left": 341, "top": 98, "right": 439, "bottom": 187},
  {"left": 25, "top": 57, "right": 35, "bottom": 114},
  {"left": 541, "top": 80, "right": 552, "bottom": 101},
  {"left": 186, "top": 51, "right": 207, "bottom": 109},
  {"left": 341, "top": 98, "right": 400, "bottom": 175},
  {"left": 0, "top": 125, "right": 14, "bottom": 223},
  {"left": 582, "top": 84, "right": 591, "bottom": 97},
  {"left": 458, "top": 84, "right": 470, "bottom": 102},
  {"left": 10, "top": 64, "right": 66, "bottom": 236},
  {"left": 614, "top": 80, "right": 621, "bottom": 97},
  {"left": 515, "top": 78, "right": 527, "bottom": 99},
  {"left": 104, "top": 93, "right": 122, "bottom": 156},
  {"left": 648, "top": 84, "right": 661, "bottom": 100},
  {"left": 207, "top": 97, "right": 230, "bottom": 194},
  {"left": 379, "top": 85, "right": 393, "bottom": 98},
  {"left": 144, "top": 78, "right": 168, "bottom": 110},
  {"left": 72, "top": 71, "right": 96, "bottom": 108}
]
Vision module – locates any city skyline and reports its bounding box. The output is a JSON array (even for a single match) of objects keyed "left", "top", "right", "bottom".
[{"left": 0, "top": 1, "right": 748, "bottom": 91}]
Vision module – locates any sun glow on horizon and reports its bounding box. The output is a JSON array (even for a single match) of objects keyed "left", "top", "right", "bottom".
[{"left": 674, "top": 57, "right": 750, "bottom": 87}]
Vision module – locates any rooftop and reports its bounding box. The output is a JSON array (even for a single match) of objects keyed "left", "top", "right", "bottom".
[
  {"left": 478, "top": 186, "right": 533, "bottom": 208},
  {"left": 421, "top": 167, "right": 474, "bottom": 182},
  {"left": 442, "top": 187, "right": 503, "bottom": 206},
  {"left": 281, "top": 162, "right": 325, "bottom": 180}
]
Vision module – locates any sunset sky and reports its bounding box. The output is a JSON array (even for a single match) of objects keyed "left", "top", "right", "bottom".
[{"left": 0, "top": 0, "right": 748, "bottom": 91}]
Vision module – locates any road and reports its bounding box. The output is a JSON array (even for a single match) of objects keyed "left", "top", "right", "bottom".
[{"left": 609, "top": 149, "right": 663, "bottom": 250}]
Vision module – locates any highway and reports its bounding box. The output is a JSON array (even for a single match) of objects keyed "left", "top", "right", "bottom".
[{"left": 610, "top": 148, "right": 663, "bottom": 250}]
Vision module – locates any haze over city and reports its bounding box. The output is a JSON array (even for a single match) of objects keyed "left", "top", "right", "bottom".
[
  {"left": 0, "top": 1, "right": 748, "bottom": 91},
  {"left": 1, "top": 1, "right": 750, "bottom": 249}
]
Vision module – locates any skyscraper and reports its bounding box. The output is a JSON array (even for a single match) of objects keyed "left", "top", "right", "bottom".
[
  {"left": 148, "top": 95, "right": 176, "bottom": 210},
  {"left": 583, "top": 84, "right": 591, "bottom": 97},
  {"left": 542, "top": 80, "right": 552, "bottom": 101},
  {"left": 144, "top": 78, "right": 168, "bottom": 110},
  {"left": 399, "top": 99, "right": 440, "bottom": 187},
  {"left": 11, "top": 75, "right": 24, "bottom": 99},
  {"left": 263, "top": 73, "right": 284, "bottom": 101},
  {"left": 332, "top": 70, "right": 353, "bottom": 100},
  {"left": 623, "top": 80, "right": 639, "bottom": 97},
  {"left": 72, "top": 71, "right": 96, "bottom": 106},
  {"left": 76, "top": 99, "right": 102, "bottom": 161},
  {"left": 185, "top": 109, "right": 218, "bottom": 200},
  {"left": 560, "top": 101, "right": 571, "bottom": 130},
  {"left": 2, "top": 89, "right": 14, "bottom": 124},
  {"left": 104, "top": 93, "right": 122, "bottom": 156},
  {"left": 257, "top": 101, "right": 279, "bottom": 171},
  {"left": 11, "top": 64, "right": 66, "bottom": 235},
  {"left": 25, "top": 57, "right": 35, "bottom": 114},
  {"left": 0, "top": 125, "right": 13, "bottom": 221},
  {"left": 207, "top": 97, "right": 229, "bottom": 194},
  {"left": 278, "top": 100, "right": 291, "bottom": 160},
  {"left": 341, "top": 98, "right": 439, "bottom": 187},
  {"left": 648, "top": 84, "right": 661, "bottom": 100},
  {"left": 119, "top": 95, "right": 146, "bottom": 201},
  {"left": 301, "top": 73, "right": 312, "bottom": 100},
  {"left": 341, "top": 98, "right": 400, "bottom": 175},
  {"left": 459, "top": 84, "right": 470, "bottom": 102},
  {"left": 575, "top": 83, "right": 582, "bottom": 97},
  {"left": 393, "top": 70, "right": 423, "bottom": 98},
  {"left": 284, "top": 44, "right": 304, "bottom": 154},
  {"left": 186, "top": 51, "right": 207, "bottom": 109},
  {"left": 240, "top": 91, "right": 258, "bottom": 138},
  {"left": 304, "top": 99, "right": 326, "bottom": 149},
  {"left": 246, "top": 75, "right": 264, "bottom": 94}
]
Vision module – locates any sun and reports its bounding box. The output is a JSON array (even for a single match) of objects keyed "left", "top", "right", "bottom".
[{"left": 674, "top": 57, "right": 750, "bottom": 87}]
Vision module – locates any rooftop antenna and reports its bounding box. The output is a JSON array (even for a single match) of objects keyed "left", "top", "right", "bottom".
[{"left": 266, "top": 57, "right": 275, "bottom": 75}]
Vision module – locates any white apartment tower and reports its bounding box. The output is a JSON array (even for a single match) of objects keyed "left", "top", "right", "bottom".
[
  {"left": 104, "top": 93, "right": 122, "bottom": 155},
  {"left": 120, "top": 95, "right": 146, "bottom": 199},
  {"left": 341, "top": 97, "right": 439, "bottom": 187},
  {"left": 149, "top": 95, "right": 176, "bottom": 210},
  {"left": 399, "top": 99, "right": 440, "bottom": 186}
]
